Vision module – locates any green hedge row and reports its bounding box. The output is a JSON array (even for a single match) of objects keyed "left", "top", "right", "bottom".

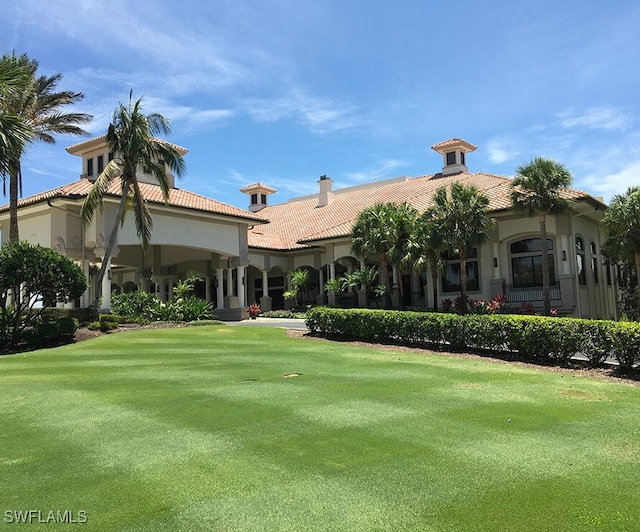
[{"left": 305, "top": 307, "right": 640, "bottom": 370}]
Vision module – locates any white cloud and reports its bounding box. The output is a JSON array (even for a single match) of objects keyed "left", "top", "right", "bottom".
[
  {"left": 486, "top": 137, "right": 520, "bottom": 164},
  {"left": 342, "top": 159, "right": 407, "bottom": 184},
  {"left": 580, "top": 159, "right": 640, "bottom": 202},
  {"left": 559, "top": 106, "right": 632, "bottom": 131},
  {"left": 243, "top": 90, "right": 363, "bottom": 134}
]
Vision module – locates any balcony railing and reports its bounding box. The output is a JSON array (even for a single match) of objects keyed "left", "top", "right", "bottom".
[{"left": 505, "top": 283, "right": 561, "bottom": 303}]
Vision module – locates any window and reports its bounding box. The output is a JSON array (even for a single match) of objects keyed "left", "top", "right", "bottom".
[
  {"left": 87, "top": 158, "right": 93, "bottom": 177},
  {"left": 446, "top": 152, "right": 456, "bottom": 166},
  {"left": 108, "top": 152, "right": 114, "bottom": 162},
  {"left": 510, "top": 238, "right": 555, "bottom": 287},
  {"left": 576, "top": 237, "right": 586, "bottom": 285},
  {"left": 441, "top": 248, "right": 479, "bottom": 292},
  {"left": 590, "top": 242, "right": 599, "bottom": 284},
  {"left": 461, "top": 152, "right": 465, "bottom": 165},
  {"left": 251, "top": 193, "right": 258, "bottom": 205},
  {"left": 606, "top": 264, "right": 612, "bottom": 286},
  {"left": 261, "top": 194, "right": 267, "bottom": 204},
  {"left": 97, "top": 155, "right": 104, "bottom": 174}
]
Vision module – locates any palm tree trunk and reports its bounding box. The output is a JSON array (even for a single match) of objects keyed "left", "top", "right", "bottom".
[
  {"left": 430, "top": 258, "right": 439, "bottom": 312},
  {"left": 540, "top": 214, "right": 551, "bottom": 315},
  {"left": 381, "top": 258, "right": 392, "bottom": 308},
  {"left": 9, "top": 163, "right": 19, "bottom": 242},
  {"left": 635, "top": 251, "right": 640, "bottom": 313},
  {"left": 92, "top": 191, "right": 128, "bottom": 316},
  {"left": 459, "top": 250, "right": 468, "bottom": 314}
]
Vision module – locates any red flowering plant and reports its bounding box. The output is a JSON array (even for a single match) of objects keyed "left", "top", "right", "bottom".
[{"left": 247, "top": 303, "right": 261, "bottom": 318}]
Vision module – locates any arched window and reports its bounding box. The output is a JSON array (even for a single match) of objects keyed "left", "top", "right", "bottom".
[
  {"left": 441, "top": 248, "right": 479, "bottom": 293},
  {"left": 510, "top": 238, "right": 555, "bottom": 287},
  {"left": 576, "top": 237, "right": 586, "bottom": 285},
  {"left": 590, "top": 242, "right": 599, "bottom": 284}
]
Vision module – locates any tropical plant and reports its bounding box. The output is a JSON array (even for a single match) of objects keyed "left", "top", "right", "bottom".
[
  {"left": 351, "top": 202, "right": 418, "bottom": 307},
  {"left": 0, "top": 52, "right": 92, "bottom": 242},
  {"left": 601, "top": 186, "right": 640, "bottom": 317},
  {"left": 350, "top": 266, "right": 385, "bottom": 307},
  {"left": 0, "top": 55, "right": 31, "bottom": 178},
  {"left": 427, "top": 182, "right": 493, "bottom": 312},
  {"left": 0, "top": 241, "right": 86, "bottom": 348},
  {"left": 111, "top": 291, "right": 159, "bottom": 320},
  {"left": 510, "top": 157, "right": 573, "bottom": 315},
  {"left": 407, "top": 214, "right": 446, "bottom": 311},
  {"left": 284, "top": 269, "right": 315, "bottom": 306},
  {"left": 80, "top": 93, "right": 186, "bottom": 314},
  {"left": 247, "top": 303, "right": 261, "bottom": 318}
]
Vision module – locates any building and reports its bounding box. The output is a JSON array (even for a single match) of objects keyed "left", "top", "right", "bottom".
[{"left": 0, "top": 137, "right": 617, "bottom": 319}]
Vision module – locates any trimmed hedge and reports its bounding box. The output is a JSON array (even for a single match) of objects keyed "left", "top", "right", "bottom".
[{"left": 305, "top": 307, "right": 640, "bottom": 369}]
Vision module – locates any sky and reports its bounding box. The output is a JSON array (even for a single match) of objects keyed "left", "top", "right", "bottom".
[{"left": 1, "top": 0, "right": 640, "bottom": 211}]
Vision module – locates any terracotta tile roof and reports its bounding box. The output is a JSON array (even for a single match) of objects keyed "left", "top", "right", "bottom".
[
  {"left": 66, "top": 135, "right": 189, "bottom": 156},
  {"left": 0, "top": 178, "right": 267, "bottom": 223},
  {"left": 239, "top": 182, "right": 277, "bottom": 194},
  {"left": 431, "top": 138, "right": 478, "bottom": 152},
  {"left": 248, "top": 171, "right": 592, "bottom": 250}
]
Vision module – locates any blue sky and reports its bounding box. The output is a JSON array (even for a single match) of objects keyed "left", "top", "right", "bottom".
[{"left": 1, "top": 0, "right": 639, "bottom": 210}]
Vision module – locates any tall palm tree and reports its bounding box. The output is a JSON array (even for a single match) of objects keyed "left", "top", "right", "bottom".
[
  {"left": 351, "top": 202, "right": 417, "bottom": 307},
  {"left": 601, "top": 186, "right": 640, "bottom": 310},
  {"left": 387, "top": 201, "right": 419, "bottom": 306},
  {"left": 427, "top": 182, "right": 493, "bottom": 312},
  {"left": 407, "top": 213, "right": 445, "bottom": 311},
  {"left": 510, "top": 157, "right": 573, "bottom": 315},
  {"left": 0, "top": 55, "right": 31, "bottom": 178},
  {"left": 81, "top": 93, "right": 186, "bottom": 312},
  {"left": 0, "top": 52, "right": 93, "bottom": 242}
]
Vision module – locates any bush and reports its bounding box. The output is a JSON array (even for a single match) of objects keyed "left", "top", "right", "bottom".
[
  {"left": 306, "top": 307, "right": 640, "bottom": 369},
  {"left": 187, "top": 320, "right": 225, "bottom": 326},
  {"left": 262, "top": 310, "right": 307, "bottom": 319},
  {"left": 111, "top": 291, "right": 160, "bottom": 320},
  {"left": 0, "top": 242, "right": 86, "bottom": 349}
]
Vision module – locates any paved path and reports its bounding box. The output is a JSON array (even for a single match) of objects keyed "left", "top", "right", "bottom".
[{"left": 221, "top": 317, "right": 308, "bottom": 331}]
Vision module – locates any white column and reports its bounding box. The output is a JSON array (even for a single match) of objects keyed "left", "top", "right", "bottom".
[
  {"left": 262, "top": 270, "right": 269, "bottom": 296},
  {"left": 205, "top": 276, "right": 212, "bottom": 302},
  {"left": 318, "top": 267, "right": 325, "bottom": 290},
  {"left": 101, "top": 257, "right": 112, "bottom": 310},
  {"left": 156, "top": 276, "right": 166, "bottom": 301},
  {"left": 237, "top": 266, "right": 245, "bottom": 308},
  {"left": 216, "top": 268, "right": 225, "bottom": 308},
  {"left": 227, "top": 267, "right": 234, "bottom": 296},
  {"left": 329, "top": 262, "right": 336, "bottom": 281},
  {"left": 168, "top": 276, "right": 175, "bottom": 301}
]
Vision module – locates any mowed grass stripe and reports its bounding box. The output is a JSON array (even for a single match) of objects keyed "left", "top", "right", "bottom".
[{"left": 0, "top": 326, "right": 638, "bottom": 530}]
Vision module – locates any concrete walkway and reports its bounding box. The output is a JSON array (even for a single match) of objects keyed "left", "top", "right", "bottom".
[{"left": 221, "top": 317, "right": 309, "bottom": 331}]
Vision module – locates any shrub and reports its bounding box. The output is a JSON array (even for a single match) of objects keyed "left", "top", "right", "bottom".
[
  {"left": 609, "top": 322, "right": 640, "bottom": 370},
  {"left": 187, "top": 320, "right": 225, "bottom": 326},
  {"left": 306, "top": 307, "right": 640, "bottom": 370},
  {"left": 0, "top": 242, "right": 86, "bottom": 349},
  {"left": 111, "top": 291, "right": 160, "bottom": 320},
  {"left": 262, "top": 310, "right": 307, "bottom": 319}
]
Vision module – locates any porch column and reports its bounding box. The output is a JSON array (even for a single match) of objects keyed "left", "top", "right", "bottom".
[
  {"left": 216, "top": 268, "right": 225, "bottom": 309},
  {"left": 205, "top": 276, "right": 212, "bottom": 302},
  {"left": 101, "top": 257, "right": 112, "bottom": 311},
  {"left": 156, "top": 276, "right": 166, "bottom": 302},
  {"left": 260, "top": 270, "right": 272, "bottom": 312},
  {"left": 391, "top": 264, "right": 400, "bottom": 308},
  {"left": 227, "top": 267, "right": 234, "bottom": 296},
  {"left": 237, "top": 266, "right": 246, "bottom": 308},
  {"left": 82, "top": 261, "right": 91, "bottom": 308},
  {"left": 167, "top": 276, "right": 175, "bottom": 301},
  {"left": 328, "top": 262, "right": 337, "bottom": 306},
  {"left": 317, "top": 266, "right": 326, "bottom": 305}
]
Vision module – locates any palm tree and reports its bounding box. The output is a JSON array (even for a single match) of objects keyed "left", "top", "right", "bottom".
[
  {"left": 387, "top": 201, "right": 419, "bottom": 307},
  {"left": 0, "top": 55, "right": 31, "bottom": 178},
  {"left": 510, "top": 157, "right": 573, "bottom": 315},
  {"left": 408, "top": 213, "right": 445, "bottom": 311},
  {"left": 427, "top": 182, "right": 493, "bottom": 313},
  {"left": 601, "top": 186, "right": 640, "bottom": 311},
  {"left": 352, "top": 202, "right": 417, "bottom": 307},
  {"left": 81, "top": 93, "right": 186, "bottom": 312},
  {"left": 0, "top": 52, "right": 92, "bottom": 242}
]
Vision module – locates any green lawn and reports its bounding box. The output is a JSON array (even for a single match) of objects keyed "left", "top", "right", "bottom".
[{"left": 1, "top": 326, "right": 639, "bottom": 531}]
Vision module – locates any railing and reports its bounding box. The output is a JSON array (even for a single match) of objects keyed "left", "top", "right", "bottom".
[{"left": 505, "top": 283, "right": 561, "bottom": 303}]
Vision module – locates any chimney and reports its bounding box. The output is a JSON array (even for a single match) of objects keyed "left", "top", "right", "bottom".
[{"left": 318, "top": 175, "right": 334, "bottom": 207}]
